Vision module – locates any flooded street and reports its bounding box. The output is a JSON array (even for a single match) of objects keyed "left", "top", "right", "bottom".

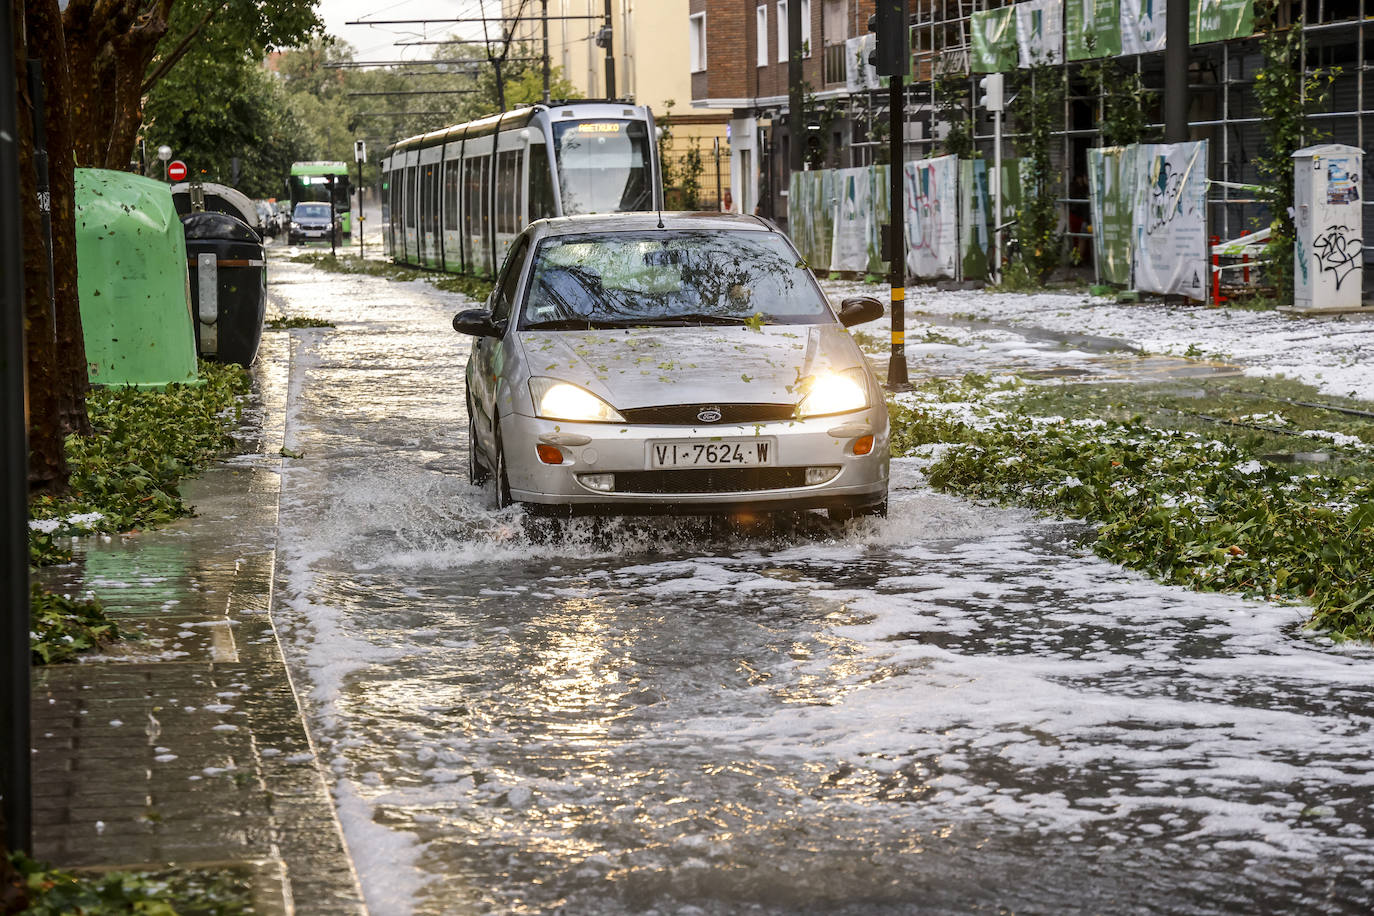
[{"left": 265, "top": 259, "right": 1374, "bottom": 914}]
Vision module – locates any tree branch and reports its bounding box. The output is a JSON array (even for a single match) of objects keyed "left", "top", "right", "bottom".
[{"left": 141, "top": 0, "right": 228, "bottom": 93}]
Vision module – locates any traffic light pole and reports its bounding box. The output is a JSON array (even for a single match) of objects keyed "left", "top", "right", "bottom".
[
  {"left": 886, "top": 72, "right": 908, "bottom": 390},
  {"left": 992, "top": 106, "right": 1003, "bottom": 285}
]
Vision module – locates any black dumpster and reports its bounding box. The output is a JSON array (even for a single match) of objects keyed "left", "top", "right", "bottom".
[{"left": 182, "top": 212, "right": 266, "bottom": 366}]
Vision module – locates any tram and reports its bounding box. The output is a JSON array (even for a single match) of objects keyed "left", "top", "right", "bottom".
[{"left": 380, "top": 100, "right": 663, "bottom": 277}]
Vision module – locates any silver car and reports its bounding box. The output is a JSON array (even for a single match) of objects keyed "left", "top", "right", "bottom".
[{"left": 453, "top": 213, "right": 889, "bottom": 519}]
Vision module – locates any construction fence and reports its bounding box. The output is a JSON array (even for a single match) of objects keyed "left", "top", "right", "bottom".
[{"left": 790, "top": 139, "right": 1213, "bottom": 299}]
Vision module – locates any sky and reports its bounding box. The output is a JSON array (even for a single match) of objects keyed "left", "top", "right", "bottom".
[{"left": 316, "top": 0, "right": 499, "bottom": 62}]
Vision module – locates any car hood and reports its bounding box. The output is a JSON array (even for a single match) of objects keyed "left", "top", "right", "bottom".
[{"left": 517, "top": 324, "right": 866, "bottom": 410}]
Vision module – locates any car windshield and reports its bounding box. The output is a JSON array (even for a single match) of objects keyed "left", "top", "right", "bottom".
[
  {"left": 295, "top": 204, "right": 330, "bottom": 220},
  {"left": 552, "top": 120, "right": 653, "bottom": 214},
  {"left": 520, "top": 231, "right": 831, "bottom": 328}
]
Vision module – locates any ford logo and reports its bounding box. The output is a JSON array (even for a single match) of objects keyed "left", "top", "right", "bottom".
[{"left": 697, "top": 407, "right": 723, "bottom": 423}]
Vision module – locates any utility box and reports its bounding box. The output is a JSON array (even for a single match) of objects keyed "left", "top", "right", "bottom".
[{"left": 1293, "top": 144, "right": 1365, "bottom": 311}]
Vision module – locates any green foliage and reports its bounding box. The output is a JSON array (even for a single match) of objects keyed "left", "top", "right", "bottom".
[
  {"left": 139, "top": 1, "right": 324, "bottom": 196},
  {"left": 1254, "top": 12, "right": 1338, "bottom": 302},
  {"left": 143, "top": 54, "right": 308, "bottom": 198},
  {"left": 934, "top": 68, "right": 975, "bottom": 160},
  {"left": 680, "top": 138, "right": 705, "bottom": 209},
  {"left": 1008, "top": 63, "right": 1066, "bottom": 282},
  {"left": 658, "top": 100, "right": 706, "bottom": 208},
  {"left": 801, "top": 82, "right": 845, "bottom": 170},
  {"left": 888, "top": 374, "right": 1374, "bottom": 642},
  {"left": 28, "top": 363, "right": 251, "bottom": 559},
  {"left": 29, "top": 586, "right": 131, "bottom": 666},
  {"left": 9, "top": 851, "right": 254, "bottom": 915},
  {"left": 266, "top": 316, "right": 335, "bottom": 329},
  {"left": 1081, "top": 58, "right": 1150, "bottom": 148}
]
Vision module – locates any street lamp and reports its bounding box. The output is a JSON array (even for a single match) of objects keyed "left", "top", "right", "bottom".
[{"left": 156, "top": 145, "right": 171, "bottom": 181}]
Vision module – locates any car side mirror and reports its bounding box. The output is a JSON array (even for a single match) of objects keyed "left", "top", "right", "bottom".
[
  {"left": 452, "top": 309, "right": 503, "bottom": 338},
  {"left": 838, "top": 296, "right": 884, "bottom": 328}
]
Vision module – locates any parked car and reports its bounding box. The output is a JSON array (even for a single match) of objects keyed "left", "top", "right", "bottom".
[
  {"left": 452, "top": 212, "right": 890, "bottom": 520},
  {"left": 255, "top": 200, "right": 280, "bottom": 237},
  {"left": 288, "top": 202, "right": 338, "bottom": 244}
]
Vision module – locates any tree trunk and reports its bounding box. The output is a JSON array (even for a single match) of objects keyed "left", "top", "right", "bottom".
[
  {"left": 13, "top": 2, "right": 65, "bottom": 493},
  {"left": 0, "top": 813, "right": 29, "bottom": 913},
  {"left": 26, "top": 0, "right": 88, "bottom": 438}
]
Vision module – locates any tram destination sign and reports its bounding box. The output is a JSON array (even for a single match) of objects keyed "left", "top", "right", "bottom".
[{"left": 167, "top": 160, "right": 187, "bottom": 182}]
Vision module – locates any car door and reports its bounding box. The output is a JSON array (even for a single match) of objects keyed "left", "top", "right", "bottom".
[{"left": 469, "top": 231, "right": 530, "bottom": 455}]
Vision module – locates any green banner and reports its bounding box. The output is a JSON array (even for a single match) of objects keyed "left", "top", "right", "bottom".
[
  {"left": 1190, "top": 0, "right": 1254, "bottom": 44},
  {"left": 1086, "top": 146, "right": 1134, "bottom": 286},
  {"left": 1066, "top": 0, "right": 1122, "bottom": 60},
  {"left": 971, "top": 7, "right": 1018, "bottom": 73}
]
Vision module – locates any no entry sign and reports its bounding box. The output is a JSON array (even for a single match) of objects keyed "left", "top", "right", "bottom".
[{"left": 167, "top": 160, "right": 187, "bottom": 182}]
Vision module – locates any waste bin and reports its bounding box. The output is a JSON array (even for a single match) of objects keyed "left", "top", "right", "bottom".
[{"left": 182, "top": 212, "right": 266, "bottom": 366}]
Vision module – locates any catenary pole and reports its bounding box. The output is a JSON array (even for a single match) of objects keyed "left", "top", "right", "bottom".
[
  {"left": 541, "top": 0, "right": 551, "bottom": 104},
  {"left": 602, "top": 0, "right": 615, "bottom": 98},
  {"left": 788, "top": 0, "right": 803, "bottom": 180},
  {"left": 2, "top": 0, "right": 34, "bottom": 855}
]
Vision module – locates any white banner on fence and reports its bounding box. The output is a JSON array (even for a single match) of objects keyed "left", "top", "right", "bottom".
[
  {"left": 845, "top": 35, "right": 880, "bottom": 93},
  {"left": 904, "top": 156, "right": 960, "bottom": 278},
  {"left": 831, "top": 167, "right": 873, "bottom": 273},
  {"left": 1120, "top": 0, "right": 1166, "bottom": 54},
  {"left": 1016, "top": 0, "right": 1065, "bottom": 66},
  {"left": 1132, "top": 140, "right": 1209, "bottom": 299}
]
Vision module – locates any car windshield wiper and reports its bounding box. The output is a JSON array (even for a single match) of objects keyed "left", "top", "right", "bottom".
[
  {"left": 637, "top": 313, "right": 754, "bottom": 327},
  {"left": 522, "top": 317, "right": 637, "bottom": 331}
]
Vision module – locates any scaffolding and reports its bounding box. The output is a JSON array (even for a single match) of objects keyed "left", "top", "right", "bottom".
[{"left": 796, "top": 0, "right": 1374, "bottom": 293}]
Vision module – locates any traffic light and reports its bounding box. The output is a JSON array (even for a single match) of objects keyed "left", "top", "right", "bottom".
[
  {"left": 866, "top": 0, "right": 909, "bottom": 78},
  {"left": 977, "top": 73, "right": 1005, "bottom": 112}
]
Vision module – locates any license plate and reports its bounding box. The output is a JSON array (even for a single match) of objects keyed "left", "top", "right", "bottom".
[{"left": 649, "top": 438, "right": 776, "bottom": 469}]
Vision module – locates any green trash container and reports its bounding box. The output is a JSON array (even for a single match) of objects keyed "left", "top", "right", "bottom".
[{"left": 75, "top": 168, "right": 198, "bottom": 388}]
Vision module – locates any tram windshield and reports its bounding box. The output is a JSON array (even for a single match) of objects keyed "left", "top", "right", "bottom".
[{"left": 552, "top": 119, "right": 653, "bottom": 215}]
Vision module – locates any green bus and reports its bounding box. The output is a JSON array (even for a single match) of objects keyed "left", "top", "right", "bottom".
[{"left": 288, "top": 161, "right": 352, "bottom": 236}]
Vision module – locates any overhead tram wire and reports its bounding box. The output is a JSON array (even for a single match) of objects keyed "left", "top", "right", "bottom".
[{"left": 347, "top": 90, "right": 481, "bottom": 96}]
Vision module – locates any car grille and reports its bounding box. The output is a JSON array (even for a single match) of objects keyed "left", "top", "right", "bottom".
[
  {"left": 618, "top": 403, "right": 797, "bottom": 425},
  {"left": 612, "top": 467, "right": 810, "bottom": 494}
]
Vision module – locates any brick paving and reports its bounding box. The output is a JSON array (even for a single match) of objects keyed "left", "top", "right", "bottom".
[{"left": 29, "top": 334, "right": 366, "bottom": 914}]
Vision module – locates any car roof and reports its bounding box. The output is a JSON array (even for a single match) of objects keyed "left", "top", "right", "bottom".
[{"left": 526, "top": 211, "right": 778, "bottom": 241}]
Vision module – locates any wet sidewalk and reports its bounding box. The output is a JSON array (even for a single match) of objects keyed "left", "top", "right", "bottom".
[{"left": 29, "top": 332, "right": 367, "bottom": 914}]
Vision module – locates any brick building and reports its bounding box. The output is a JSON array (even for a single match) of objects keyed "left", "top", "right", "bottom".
[{"left": 690, "top": 1, "right": 884, "bottom": 223}]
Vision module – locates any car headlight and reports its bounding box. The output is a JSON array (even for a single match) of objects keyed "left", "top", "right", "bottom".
[
  {"left": 529, "top": 378, "right": 626, "bottom": 423},
  {"left": 796, "top": 369, "right": 869, "bottom": 417}
]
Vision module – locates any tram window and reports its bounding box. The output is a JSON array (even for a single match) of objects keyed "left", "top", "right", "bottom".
[
  {"left": 552, "top": 119, "right": 653, "bottom": 215},
  {"left": 427, "top": 164, "right": 440, "bottom": 241},
  {"left": 496, "top": 149, "right": 523, "bottom": 234},
  {"left": 404, "top": 166, "right": 418, "bottom": 228},
  {"left": 464, "top": 154, "right": 491, "bottom": 250},
  {"left": 529, "top": 146, "right": 557, "bottom": 220},
  {"left": 444, "top": 160, "right": 461, "bottom": 235}
]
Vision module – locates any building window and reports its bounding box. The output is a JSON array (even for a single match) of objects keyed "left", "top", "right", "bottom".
[
  {"left": 776, "top": 1, "right": 812, "bottom": 62},
  {"left": 757, "top": 5, "right": 769, "bottom": 67},
  {"left": 777, "top": 1, "right": 787, "bottom": 63},
  {"left": 689, "top": 12, "right": 707, "bottom": 72}
]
